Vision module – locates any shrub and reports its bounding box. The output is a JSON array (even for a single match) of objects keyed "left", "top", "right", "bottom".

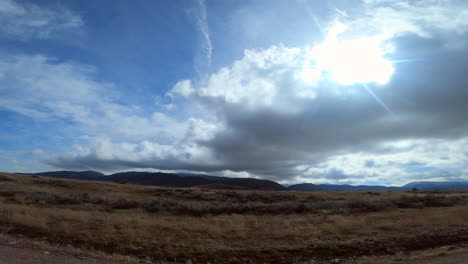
[
  {"left": 392, "top": 194, "right": 465, "bottom": 209},
  {"left": 0, "top": 175, "right": 14, "bottom": 182},
  {"left": 33, "top": 180, "right": 72, "bottom": 188},
  {"left": 342, "top": 198, "right": 395, "bottom": 212},
  {"left": 108, "top": 198, "right": 141, "bottom": 210}
]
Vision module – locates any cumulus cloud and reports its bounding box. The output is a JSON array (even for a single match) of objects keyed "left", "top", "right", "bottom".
[
  {"left": 164, "top": 0, "right": 468, "bottom": 182},
  {"left": 164, "top": 35, "right": 468, "bottom": 182},
  {"left": 11, "top": 0, "right": 468, "bottom": 184},
  {"left": 295, "top": 138, "right": 468, "bottom": 185},
  {"left": 0, "top": 0, "right": 82, "bottom": 39},
  {"left": 0, "top": 53, "right": 221, "bottom": 172}
]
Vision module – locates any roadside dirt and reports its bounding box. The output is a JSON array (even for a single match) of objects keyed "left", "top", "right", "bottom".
[
  {"left": 2, "top": 239, "right": 468, "bottom": 264},
  {"left": 351, "top": 243, "right": 468, "bottom": 264},
  {"left": 401, "top": 252, "right": 468, "bottom": 264},
  {"left": 0, "top": 244, "right": 117, "bottom": 264},
  {"left": 0, "top": 235, "right": 137, "bottom": 264}
]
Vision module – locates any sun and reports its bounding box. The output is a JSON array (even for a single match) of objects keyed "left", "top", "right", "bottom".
[{"left": 302, "top": 23, "right": 394, "bottom": 86}]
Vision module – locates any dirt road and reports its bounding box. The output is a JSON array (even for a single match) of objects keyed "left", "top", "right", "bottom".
[
  {"left": 355, "top": 246, "right": 468, "bottom": 264},
  {"left": 0, "top": 244, "right": 127, "bottom": 264},
  {"left": 400, "top": 252, "right": 468, "bottom": 264},
  {"left": 2, "top": 240, "right": 468, "bottom": 264}
]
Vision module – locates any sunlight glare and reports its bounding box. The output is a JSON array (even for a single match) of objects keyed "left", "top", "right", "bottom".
[
  {"left": 304, "top": 23, "right": 394, "bottom": 86},
  {"left": 300, "top": 68, "right": 322, "bottom": 82}
]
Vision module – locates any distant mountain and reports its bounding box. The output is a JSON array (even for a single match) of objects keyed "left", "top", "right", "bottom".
[
  {"left": 33, "top": 170, "right": 105, "bottom": 181},
  {"left": 400, "top": 181, "right": 468, "bottom": 191},
  {"left": 110, "top": 172, "right": 212, "bottom": 187},
  {"left": 317, "top": 184, "right": 394, "bottom": 192},
  {"left": 25, "top": 171, "right": 468, "bottom": 192},
  {"left": 195, "top": 184, "right": 249, "bottom": 190},
  {"left": 288, "top": 183, "right": 394, "bottom": 192},
  {"left": 289, "top": 181, "right": 468, "bottom": 192},
  {"left": 287, "top": 183, "right": 321, "bottom": 191},
  {"left": 30, "top": 171, "right": 285, "bottom": 191}
]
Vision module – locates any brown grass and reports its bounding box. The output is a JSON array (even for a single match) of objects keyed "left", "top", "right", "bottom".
[{"left": 1, "top": 172, "right": 468, "bottom": 263}]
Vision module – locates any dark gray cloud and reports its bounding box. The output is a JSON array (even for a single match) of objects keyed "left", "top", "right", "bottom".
[{"left": 191, "top": 35, "right": 468, "bottom": 179}]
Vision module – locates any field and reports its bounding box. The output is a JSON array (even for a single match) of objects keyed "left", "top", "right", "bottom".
[{"left": 1, "top": 172, "right": 468, "bottom": 263}]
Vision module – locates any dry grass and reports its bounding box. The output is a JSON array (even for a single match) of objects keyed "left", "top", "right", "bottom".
[{"left": 1, "top": 172, "right": 468, "bottom": 263}]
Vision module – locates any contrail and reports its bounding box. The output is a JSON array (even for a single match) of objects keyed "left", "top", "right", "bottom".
[
  {"left": 312, "top": 15, "right": 326, "bottom": 38},
  {"left": 195, "top": 0, "right": 212, "bottom": 69},
  {"left": 335, "top": 8, "right": 347, "bottom": 17}
]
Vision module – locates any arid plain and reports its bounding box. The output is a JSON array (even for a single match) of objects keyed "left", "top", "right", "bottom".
[{"left": 1, "top": 172, "right": 468, "bottom": 264}]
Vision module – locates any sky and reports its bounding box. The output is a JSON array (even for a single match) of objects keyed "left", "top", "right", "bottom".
[{"left": 1, "top": 0, "right": 468, "bottom": 186}]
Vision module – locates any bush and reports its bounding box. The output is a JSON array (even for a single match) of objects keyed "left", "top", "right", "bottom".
[
  {"left": 144, "top": 199, "right": 186, "bottom": 213},
  {"left": 0, "top": 175, "right": 14, "bottom": 182},
  {"left": 393, "top": 194, "right": 464, "bottom": 209},
  {"left": 108, "top": 198, "right": 141, "bottom": 210},
  {"left": 344, "top": 198, "right": 395, "bottom": 212},
  {"left": 33, "top": 180, "right": 72, "bottom": 188}
]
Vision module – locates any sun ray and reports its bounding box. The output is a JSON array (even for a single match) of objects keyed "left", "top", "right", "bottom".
[{"left": 361, "top": 83, "right": 395, "bottom": 117}]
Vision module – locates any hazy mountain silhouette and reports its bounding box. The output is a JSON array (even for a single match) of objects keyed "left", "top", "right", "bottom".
[{"left": 28, "top": 171, "right": 468, "bottom": 191}]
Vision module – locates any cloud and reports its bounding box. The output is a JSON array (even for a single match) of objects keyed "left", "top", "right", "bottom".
[
  {"left": 47, "top": 135, "right": 221, "bottom": 172},
  {"left": 0, "top": 0, "right": 82, "bottom": 40},
  {"left": 0, "top": 51, "right": 227, "bottom": 174},
  {"left": 0, "top": 53, "right": 214, "bottom": 164},
  {"left": 10, "top": 0, "right": 468, "bottom": 184},
  {"left": 295, "top": 138, "right": 468, "bottom": 185},
  {"left": 356, "top": 0, "right": 468, "bottom": 39},
  {"left": 0, "top": 54, "right": 108, "bottom": 121},
  {"left": 169, "top": 80, "right": 194, "bottom": 98},
  {"left": 161, "top": 0, "right": 468, "bottom": 182},
  {"left": 16, "top": 149, "right": 47, "bottom": 157}
]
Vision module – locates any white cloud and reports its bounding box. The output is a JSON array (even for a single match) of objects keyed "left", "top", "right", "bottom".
[
  {"left": 295, "top": 138, "right": 468, "bottom": 185},
  {"left": 0, "top": 53, "right": 205, "bottom": 146},
  {"left": 175, "top": 46, "right": 314, "bottom": 112},
  {"left": 169, "top": 80, "right": 194, "bottom": 98},
  {"left": 48, "top": 136, "right": 221, "bottom": 172},
  {"left": 0, "top": 0, "right": 83, "bottom": 39},
  {"left": 0, "top": 54, "right": 108, "bottom": 121},
  {"left": 354, "top": 0, "right": 468, "bottom": 39},
  {"left": 0, "top": 52, "right": 225, "bottom": 173}
]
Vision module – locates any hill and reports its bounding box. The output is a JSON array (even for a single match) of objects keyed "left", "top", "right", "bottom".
[
  {"left": 401, "top": 181, "right": 468, "bottom": 191},
  {"left": 26, "top": 170, "right": 468, "bottom": 192},
  {"left": 288, "top": 183, "right": 397, "bottom": 192},
  {"left": 287, "top": 183, "right": 321, "bottom": 191},
  {"left": 33, "top": 170, "right": 105, "bottom": 180},
  {"left": 30, "top": 171, "right": 286, "bottom": 191}
]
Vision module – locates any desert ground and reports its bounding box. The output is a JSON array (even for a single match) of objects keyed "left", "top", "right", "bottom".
[{"left": 1, "top": 172, "right": 468, "bottom": 263}]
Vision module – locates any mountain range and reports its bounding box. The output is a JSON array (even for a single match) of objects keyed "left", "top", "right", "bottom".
[{"left": 25, "top": 170, "right": 468, "bottom": 192}]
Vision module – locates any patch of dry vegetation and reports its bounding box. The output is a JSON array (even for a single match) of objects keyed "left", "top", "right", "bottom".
[{"left": 1, "top": 172, "right": 468, "bottom": 263}]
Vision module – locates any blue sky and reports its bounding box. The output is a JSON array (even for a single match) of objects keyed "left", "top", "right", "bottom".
[{"left": 1, "top": 0, "right": 468, "bottom": 186}]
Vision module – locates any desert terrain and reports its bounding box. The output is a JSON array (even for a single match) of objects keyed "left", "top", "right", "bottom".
[{"left": 1, "top": 172, "right": 468, "bottom": 263}]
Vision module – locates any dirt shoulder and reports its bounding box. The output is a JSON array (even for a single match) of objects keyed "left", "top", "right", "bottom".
[
  {"left": 0, "top": 235, "right": 138, "bottom": 264},
  {"left": 352, "top": 243, "right": 468, "bottom": 264},
  {"left": 400, "top": 252, "right": 468, "bottom": 264},
  {"left": 2, "top": 233, "right": 468, "bottom": 264},
  {"left": 0, "top": 244, "right": 108, "bottom": 264}
]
